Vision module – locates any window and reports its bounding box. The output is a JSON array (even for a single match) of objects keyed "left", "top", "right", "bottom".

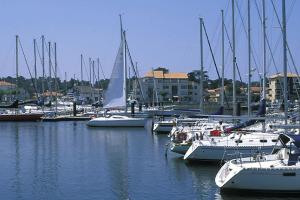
[
  {"left": 260, "top": 139, "right": 267, "bottom": 143},
  {"left": 163, "top": 85, "right": 169, "bottom": 89},
  {"left": 180, "top": 91, "right": 188, "bottom": 96},
  {"left": 194, "top": 86, "right": 197, "bottom": 89},
  {"left": 181, "top": 85, "right": 187, "bottom": 89}
]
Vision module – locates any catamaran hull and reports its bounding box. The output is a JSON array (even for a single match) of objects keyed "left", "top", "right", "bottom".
[
  {"left": 87, "top": 118, "right": 146, "bottom": 127},
  {"left": 217, "top": 167, "right": 300, "bottom": 193},
  {"left": 184, "top": 145, "right": 274, "bottom": 161}
]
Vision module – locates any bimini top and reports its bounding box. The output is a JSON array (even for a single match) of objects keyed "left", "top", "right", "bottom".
[{"left": 279, "top": 134, "right": 300, "bottom": 148}]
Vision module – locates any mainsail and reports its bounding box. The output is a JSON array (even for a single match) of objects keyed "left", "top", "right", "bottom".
[{"left": 103, "top": 41, "right": 125, "bottom": 108}]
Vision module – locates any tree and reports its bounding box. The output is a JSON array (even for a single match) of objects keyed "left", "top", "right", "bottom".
[
  {"left": 187, "top": 70, "right": 209, "bottom": 83},
  {"left": 154, "top": 67, "right": 169, "bottom": 73},
  {"left": 159, "top": 91, "right": 168, "bottom": 101}
]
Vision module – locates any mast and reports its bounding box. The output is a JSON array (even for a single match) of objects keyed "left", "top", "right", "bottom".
[
  {"left": 221, "top": 10, "right": 225, "bottom": 107},
  {"left": 65, "top": 72, "right": 67, "bottom": 93},
  {"left": 89, "top": 58, "right": 92, "bottom": 86},
  {"left": 199, "top": 17, "right": 204, "bottom": 113},
  {"left": 80, "top": 54, "right": 83, "bottom": 85},
  {"left": 232, "top": 0, "right": 237, "bottom": 116},
  {"left": 282, "top": 0, "right": 288, "bottom": 125},
  {"left": 247, "top": 0, "right": 251, "bottom": 116},
  {"left": 262, "top": 0, "right": 267, "bottom": 132},
  {"left": 54, "top": 42, "right": 58, "bottom": 115},
  {"left": 92, "top": 60, "right": 95, "bottom": 87},
  {"left": 97, "top": 58, "right": 100, "bottom": 100},
  {"left": 16, "top": 35, "right": 19, "bottom": 100},
  {"left": 120, "top": 14, "right": 127, "bottom": 113},
  {"left": 48, "top": 42, "right": 52, "bottom": 103},
  {"left": 123, "top": 30, "right": 128, "bottom": 113},
  {"left": 262, "top": 0, "right": 267, "bottom": 100},
  {"left": 89, "top": 57, "right": 93, "bottom": 102},
  {"left": 34, "top": 39, "right": 37, "bottom": 94},
  {"left": 92, "top": 60, "right": 95, "bottom": 102},
  {"left": 134, "top": 62, "right": 138, "bottom": 100},
  {"left": 42, "top": 35, "right": 45, "bottom": 96},
  {"left": 97, "top": 58, "right": 100, "bottom": 87}
]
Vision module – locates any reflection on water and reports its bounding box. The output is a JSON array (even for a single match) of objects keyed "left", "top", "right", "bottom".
[{"left": 0, "top": 122, "right": 295, "bottom": 200}]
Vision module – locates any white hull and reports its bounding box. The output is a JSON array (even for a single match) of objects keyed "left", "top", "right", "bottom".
[
  {"left": 153, "top": 123, "right": 174, "bottom": 133},
  {"left": 215, "top": 133, "right": 300, "bottom": 194},
  {"left": 216, "top": 158, "right": 300, "bottom": 193},
  {"left": 170, "top": 142, "right": 191, "bottom": 155},
  {"left": 87, "top": 115, "right": 146, "bottom": 127},
  {"left": 219, "top": 168, "right": 300, "bottom": 192},
  {"left": 184, "top": 142, "right": 274, "bottom": 161}
]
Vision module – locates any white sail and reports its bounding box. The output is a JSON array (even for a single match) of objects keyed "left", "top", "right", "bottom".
[{"left": 103, "top": 41, "right": 125, "bottom": 108}]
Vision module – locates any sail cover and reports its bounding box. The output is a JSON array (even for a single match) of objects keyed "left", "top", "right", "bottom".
[{"left": 103, "top": 42, "right": 125, "bottom": 108}]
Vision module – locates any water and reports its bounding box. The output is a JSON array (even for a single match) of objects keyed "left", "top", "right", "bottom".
[{"left": 0, "top": 121, "right": 296, "bottom": 200}]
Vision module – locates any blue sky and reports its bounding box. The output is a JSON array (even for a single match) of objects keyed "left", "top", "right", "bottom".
[{"left": 0, "top": 0, "right": 299, "bottom": 82}]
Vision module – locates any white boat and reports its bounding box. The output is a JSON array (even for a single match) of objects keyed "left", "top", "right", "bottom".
[
  {"left": 183, "top": 131, "right": 279, "bottom": 161},
  {"left": 170, "top": 120, "right": 232, "bottom": 155},
  {"left": 215, "top": 133, "right": 300, "bottom": 194},
  {"left": 87, "top": 18, "right": 146, "bottom": 128},
  {"left": 87, "top": 115, "right": 146, "bottom": 127},
  {"left": 153, "top": 120, "right": 175, "bottom": 133}
]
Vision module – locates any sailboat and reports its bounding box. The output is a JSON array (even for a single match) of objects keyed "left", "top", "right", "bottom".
[
  {"left": 87, "top": 17, "right": 146, "bottom": 127},
  {"left": 0, "top": 35, "right": 44, "bottom": 121},
  {"left": 215, "top": 133, "right": 300, "bottom": 194},
  {"left": 215, "top": 0, "right": 300, "bottom": 194}
]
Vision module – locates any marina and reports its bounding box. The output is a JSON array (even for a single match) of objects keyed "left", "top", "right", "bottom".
[
  {"left": 0, "top": 121, "right": 298, "bottom": 200},
  {"left": 0, "top": 0, "right": 299, "bottom": 199}
]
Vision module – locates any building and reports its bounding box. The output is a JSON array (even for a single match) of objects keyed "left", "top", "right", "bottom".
[
  {"left": 73, "top": 85, "right": 102, "bottom": 103},
  {"left": 134, "top": 69, "right": 201, "bottom": 104},
  {"left": 0, "top": 81, "right": 28, "bottom": 102},
  {"left": 207, "top": 88, "right": 220, "bottom": 103},
  {"left": 0, "top": 81, "right": 16, "bottom": 91},
  {"left": 268, "top": 73, "right": 299, "bottom": 103}
]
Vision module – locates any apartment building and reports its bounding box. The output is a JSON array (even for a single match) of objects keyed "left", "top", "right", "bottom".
[
  {"left": 268, "top": 73, "right": 300, "bottom": 102},
  {"left": 134, "top": 69, "right": 201, "bottom": 104}
]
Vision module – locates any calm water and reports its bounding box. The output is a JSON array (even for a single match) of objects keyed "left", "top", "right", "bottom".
[{"left": 0, "top": 121, "right": 297, "bottom": 200}]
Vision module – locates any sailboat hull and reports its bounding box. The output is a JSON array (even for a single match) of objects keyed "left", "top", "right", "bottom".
[
  {"left": 87, "top": 116, "right": 146, "bottom": 127},
  {"left": 184, "top": 144, "right": 274, "bottom": 161},
  {"left": 217, "top": 163, "right": 300, "bottom": 193},
  {"left": 170, "top": 142, "right": 191, "bottom": 155},
  {"left": 0, "top": 113, "right": 43, "bottom": 121}
]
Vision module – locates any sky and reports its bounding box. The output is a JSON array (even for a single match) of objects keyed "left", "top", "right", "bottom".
[{"left": 0, "top": 0, "right": 299, "bottom": 82}]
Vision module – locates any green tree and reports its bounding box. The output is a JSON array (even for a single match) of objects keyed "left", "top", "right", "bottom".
[{"left": 154, "top": 67, "right": 169, "bottom": 73}]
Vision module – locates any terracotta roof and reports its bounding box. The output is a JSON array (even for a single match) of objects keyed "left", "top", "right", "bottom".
[
  {"left": 144, "top": 70, "right": 188, "bottom": 79},
  {"left": 0, "top": 81, "right": 16, "bottom": 86},
  {"left": 269, "top": 73, "right": 298, "bottom": 79}
]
